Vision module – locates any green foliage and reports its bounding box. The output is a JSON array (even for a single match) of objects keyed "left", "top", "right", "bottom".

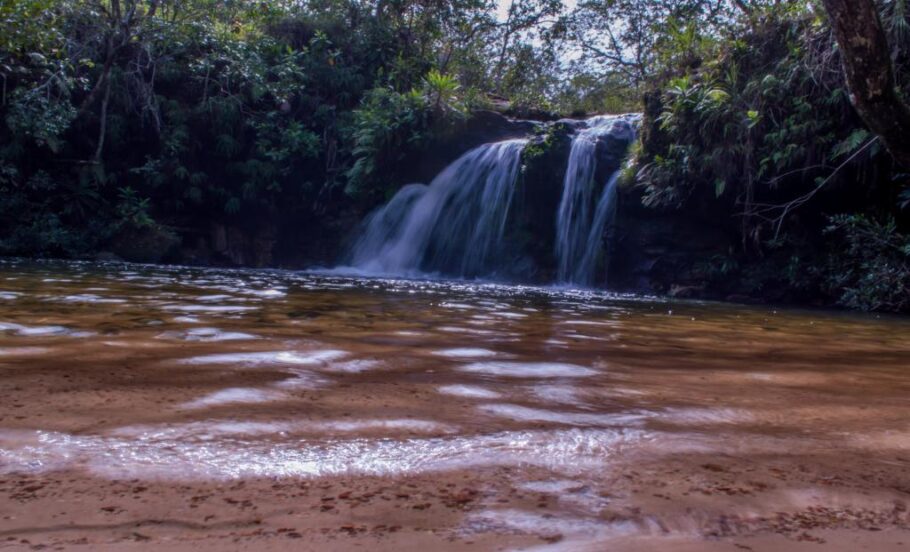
[
  {"left": 115, "top": 187, "right": 153, "bottom": 228},
  {"left": 831, "top": 129, "right": 872, "bottom": 160},
  {"left": 630, "top": 0, "right": 910, "bottom": 311},
  {"left": 421, "top": 70, "right": 471, "bottom": 117},
  {"left": 5, "top": 91, "right": 76, "bottom": 152},
  {"left": 696, "top": 254, "right": 740, "bottom": 281},
  {"left": 823, "top": 215, "right": 910, "bottom": 311},
  {"left": 0, "top": 0, "right": 587, "bottom": 261},
  {"left": 521, "top": 126, "right": 561, "bottom": 164},
  {"left": 900, "top": 185, "right": 910, "bottom": 210},
  {"left": 636, "top": 6, "right": 900, "bottom": 217},
  {"left": 345, "top": 87, "right": 433, "bottom": 201}
]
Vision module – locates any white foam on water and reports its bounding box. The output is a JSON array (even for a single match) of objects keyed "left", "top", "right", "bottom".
[
  {"left": 0, "top": 292, "right": 21, "bottom": 300},
  {"left": 0, "top": 347, "right": 51, "bottom": 356},
  {"left": 0, "top": 427, "right": 652, "bottom": 480},
  {"left": 195, "top": 294, "right": 238, "bottom": 302},
  {"left": 440, "top": 302, "right": 475, "bottom": 310},
  {"left": 272, "top": 369, "right": 330, "bottom": 390},
  {"left": 180, "top": 349, "right": 347, "bottom": 366},
  {"left": 657, "top": 407, "right": 753, "bottom": 426},
  {"left": 599, "top": 387, "right": 647, "bottom": 397},
  {"left": 519, "top": 479, "right": 587, "bottom": 495},
  {"left": 58, "top": 294, "right": 126, "bottom": 304},
  {"left": 563, "top": 320, "right": 617, "bottom": 327},
  {"left": 529, "top": 384, "right": 581, "bottom": 405},
  {"left": 318, "top": 359, "right": 382, "bottom": 373},
  {"left": 848, "top": 429, "right": 910, "bottom": 451},
  {"left": 110, "top": 421, "right": 298, "bottom": 440},
  {"left": 495, "top": 311, "right": 528, "bottom": 319},
  {"left": 458, "top": 362, "right": 597, "bottom": 378},
  {"left": 438, "top": 326, "right": 500, "bottom": 336},
  {"left": 479, "top": 404, "right": 646, "bottom": 427},
  {"left": 159, "top": 327, "right": 259, "bottom": 342},
  {"left": 314, "top": 419, "right": 456, "bottom": 433},
  {"left": 248, "top": 289, "right": 286, "bottom": 298},
  {"left": 464, "top": 509, "right": 637, "bottom": 547},
  {"left": 0, "top": 322, "right": 72, "bottom": 337},
  {"left": 110, "top": 419, "right": 454, "bottom": 440},
  {"left": 168, "top": 305, "right": 258, "bottom": 313},
  {"left": 562, "top": 333, "right": 613, "bottom": 342},
  {"left": 173, "top": 316, "right": 201, "bottom": 323},
  {"left": 433, "top": 348, "right": 499, "bottom": 358},
  {"left": 180, "top": 388, "right": 286, "bottom": 410},
  {"left": 438, "top": 384, "right": 502, "bottom": 399}
]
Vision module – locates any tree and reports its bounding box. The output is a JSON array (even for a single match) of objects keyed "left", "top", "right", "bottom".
[
  {"left": 67, "top": 1, "right": 164, "bottom": 162},
  {"left": 821, "top": 0, "right": 910, "bottom": 167},
  {"left": 490, "top": 0, "right": 563, "bottom": 92},
  {"left": 564, "top": 0, "right": 735, "bottom": 88},
  {"left": 564, "top": 0, "right": 806, "bottom": 91}
]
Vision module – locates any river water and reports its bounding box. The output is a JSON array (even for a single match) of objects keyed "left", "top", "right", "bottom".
[{"left": 0, "top": 259, "right": 908, "bottom": 550}]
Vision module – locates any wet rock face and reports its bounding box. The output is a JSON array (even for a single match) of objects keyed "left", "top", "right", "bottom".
[
  {"left": 593, "top": 119, "right": 636, "bottom": 181},
  {"left": 109, "top": 223, "right": 180, "bottom": 264},
  {"left": 397, "top": 110, "right": 539, "bottom": 186},
  {"left": 174, "top": 222, "right": 278, "bottom": 268},
  {"left": 609, "top": 186, "right": 733, "bottom": 294},
  {"left": 507, "top": 123, "right": 576, "bottom": 280},
  {"left": 505, "top": 117, "right": 640, "bottom": 282},
  {"left": 460, "top": 110, "right": 540, "bottom": 145}
]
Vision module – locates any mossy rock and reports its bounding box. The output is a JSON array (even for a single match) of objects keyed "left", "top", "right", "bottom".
[{"left": 521, "top": 122, "right": 574, "bottom": 164}]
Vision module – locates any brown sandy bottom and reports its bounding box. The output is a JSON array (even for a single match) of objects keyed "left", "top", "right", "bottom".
[{"left": 0, "top": 260, "right": 909, "bottom": 550}]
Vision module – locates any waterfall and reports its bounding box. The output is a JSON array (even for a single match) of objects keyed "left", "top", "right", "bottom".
[
  {"left": 341, "top": 114, "right": 637, "bottom": 286},
  {"left": 346, "top": 184, "right": 427, "bottom": 270},
  {"left": 555, "top": 116, "right": 635, "bottom": 286},
  {"left": 576, "top": 171, "right": 620, "bottom": 286},
  {"left": 346, "top": 139, "right": 527, "bottom": 278}
]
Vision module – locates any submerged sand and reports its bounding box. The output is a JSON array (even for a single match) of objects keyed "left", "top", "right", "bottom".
[{"left": 0, "top": 260, "right": 908, "bottom": 550}]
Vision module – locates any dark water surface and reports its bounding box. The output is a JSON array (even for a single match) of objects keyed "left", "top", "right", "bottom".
[{"left": 1, "top": 259, "right": 908, "bottom": 549}]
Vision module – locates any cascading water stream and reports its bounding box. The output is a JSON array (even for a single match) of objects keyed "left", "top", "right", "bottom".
[
  {"left": 576, "top": 171, "right": 621, "bottom": 286},
  {"left": 555, "top": 116, "right": 636, "bottom": 286},
  {"left": 345, "top": 139, "right": 527, "bottom": 278},
  {"left": 342, "top": 114, "right": 637, "bottom": 286}
]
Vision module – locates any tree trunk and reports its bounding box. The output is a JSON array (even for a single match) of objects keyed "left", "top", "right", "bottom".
[
  {"left": 821, "top": 0, "right": 910, "bottom": 168},
  {"left": 93, "top": 73, "right": 113, "bottom": 163},
  {"left": 78, "top": 36, "right": 116, "bottom": 117}
]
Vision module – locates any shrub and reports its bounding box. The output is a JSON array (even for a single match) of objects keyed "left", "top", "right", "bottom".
[{"left": 823, "top": 215, "right": 910, "bottom": 312}]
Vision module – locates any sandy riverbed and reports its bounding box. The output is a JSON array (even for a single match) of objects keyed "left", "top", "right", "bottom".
[{"left": 0, "top": 260, "right": 908, "bottom": 550}]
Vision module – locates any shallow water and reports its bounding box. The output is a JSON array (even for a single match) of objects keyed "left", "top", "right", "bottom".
[{"left": 1, "top": 259, "right": 909, "bottom": 549}]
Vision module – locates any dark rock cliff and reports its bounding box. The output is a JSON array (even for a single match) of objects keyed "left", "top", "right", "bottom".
[{"left": 396, "top": 110, "right": 539, "bottom": 186}]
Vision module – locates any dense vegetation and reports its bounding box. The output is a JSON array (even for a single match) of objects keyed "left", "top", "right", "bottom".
[
  {"left": 0, "top": 0, "right": 908, "bottom": 311},
  {"left": 0, "top": 0, "right": 566, "bottom": 263},
  {"left": 629, "top": 0, "right": 910, "bottom": 311}
]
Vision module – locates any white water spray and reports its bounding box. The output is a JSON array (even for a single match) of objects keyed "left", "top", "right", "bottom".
[
  {"left": 346, "top": 139, "right": 527, "bottom": 277},
  {"left": 555, "top": 116, "right": 635, "bottom": 286}
]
